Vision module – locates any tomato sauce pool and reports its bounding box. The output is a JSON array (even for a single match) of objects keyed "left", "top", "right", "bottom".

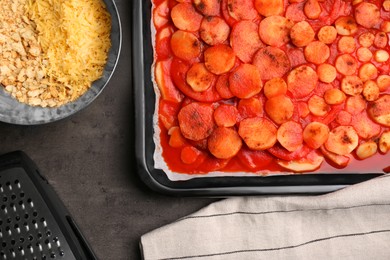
[{"left": 152, "top": 0, "right": 390, "bottom": 175}]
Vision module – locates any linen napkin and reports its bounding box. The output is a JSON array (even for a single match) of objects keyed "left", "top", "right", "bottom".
[{"left": 140, "top": 174, "right": 390, "bottom": 260}]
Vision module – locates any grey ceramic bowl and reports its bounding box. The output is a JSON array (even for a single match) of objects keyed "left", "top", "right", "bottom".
[{"left": 0, "top": 0, "right": 121, "bottom": 125}]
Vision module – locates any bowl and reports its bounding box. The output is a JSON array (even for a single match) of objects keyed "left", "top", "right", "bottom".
[{"left": 0, "top": 0, "right": 121, "bottom": 125}]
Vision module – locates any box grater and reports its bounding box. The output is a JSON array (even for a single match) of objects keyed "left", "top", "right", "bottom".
[{"left": 0, "top": 151, "right": 96, "bottom": 260}]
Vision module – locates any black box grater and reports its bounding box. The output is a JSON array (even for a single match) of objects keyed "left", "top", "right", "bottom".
[{"left": 0, "top": 151, "right": 96, "bottom": 260}]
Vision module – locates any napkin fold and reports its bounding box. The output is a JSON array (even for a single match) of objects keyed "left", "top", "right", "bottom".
[{"left": 140, "top": 175, "right": 390, "bottom": 260}]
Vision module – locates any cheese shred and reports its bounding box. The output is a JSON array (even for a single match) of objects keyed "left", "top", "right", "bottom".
[{"left": 26, "top": 0, "right": 111, "bottom": 102}]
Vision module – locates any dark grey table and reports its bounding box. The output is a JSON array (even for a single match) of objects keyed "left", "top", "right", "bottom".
[{"left": 0, "top": 1, "right": 216, "bottom": 259}]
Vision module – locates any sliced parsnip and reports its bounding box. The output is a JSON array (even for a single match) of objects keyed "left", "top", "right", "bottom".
[
  {"left": 358, "top": 32, "right": 375, "bottom": 47},
  {"left": 200, "top": 16, "right": 230, "bottom": 46},
  {"left": 362, "top": 80, "right": 380, "bottom": 101},
  {"left": 193, "top": 0, "right": 220, "bottom": 16},
  {"left": 215, "top": 74, "right": 234, "bottom": 99},
  {"left": 356, "top": 47, "right": 373, "bottom": 62},
  {"left": 238, "top": 97, "right": 263, "bottom": 119},
  {"left": 308, "top": 95, "right": 330, "bottom": 117},
  {"left": 290, "top": 21, "right": 315, "bottom": 47},
  {"left": 171, "top": 31, "right": 202, "bottom": 60},
  {"left": 382, "top": 21, "right": 390, "bottom": 32},
  {"left": 324, "top": 88, "right": 346, "bottom": 105},
  {"left": 259, "top": 16, "right": 294, "bottom": 47},
  {"left": 320, "top": 146, "right": 350, "bottom": 167},
  {"left": 338, "top": 36, "right": 356, "bottom": 53},
  {"left": 238, "top": 117, "right": 277, "bottom": 150},
  {"left": 351, "top": 112, "right": 381, "bottom": 139},
  {"left": 304, "top": 0, "right": 321, "bottom": 19},
  {"left": 287, "top": 65, "right": 318, "bottom": 98},
  {"left": 277, "top": 121, "right": 303, "bottom": 152},
  {"left": 227, "top": 0, "right": 259, "bottom": 21},
  {"left": 356, "top": 141, "right": 378, "bottom": 159},
  {"left": 374, "top": 50, "right": 390, "bottom": 63},
  {"left": 264, "top": 78, "right": 287, "bottom": 98},
  {"left": 317, "top": 64, "right": 337, "bottom": 83},
  {"left": 186, "top": 63, "right": 216, "bottom": 92},
  {"left": 303, "top": 122, "right": 330, "bottom": 149},
  {"left": 379, "top": 131, "right": 390, "bottom": 153},
  {"left": 265, "top": 95, "right": 294, "bottom": 125},
  {"left": 335, "top": 16, "right": 358, "bottom": 36},
  {"left": 213, "top": 104, "right": 238, "bottom": 127},
  {"left": 358, "top": 63, "right": 378, "bottom": 82},
  {"left": 345, "top": 95, "right": 366, "bottom": 115},
  {"left": 277, "top": 151, "right": 324, "bottom": 172},
  {"left": 336, "top": 110, "right": 352, "bottom": 125},
  {"left": 355, "top": 2, "right": 380, "bottom": 29},
  {"left": 368, "top": 95, "right": 390, "bottom": 127},
  {"left": 325, "top": 126, "right": 359, "bottom": 155},
  {"left": 254, "top": 0, "right": 284, "bottom": 17},
  {"left": 318, "top": 26, "right": 337, "bottom": 44},
  {"left": 252, "top": 46, "right": 291, "bottom": 80},
  {"left": 335, "top": 54, "right": 358, "bottom": 76},
  {"left": 384, "top": 0, "right": 390, "bottom": 11},
  {"left": 374, "top": 32, "right": 388, "bottom": 48},
  {"left": 229, "top": 64, "right": 263, "bottom": 99},
  {"left": 298, "top": 102, "right": 310, "bottom": 118},
  {"left": 171, "top": 3, "right": 203, "bottom": 32},
  {"left": 208, "top": 127, "right": 242, "bottom": 159},
  {"left": 304, "top": 41, "right": 330, "bottom": 64},
  {"left": 377, "top": 75, "right": 390, "bottom": 92},
  {"left": 204, "top": 45, "right": 236, "bottom": 75},
  {"left": 341, "top": 76, "right": 364, "bottom": 96}
]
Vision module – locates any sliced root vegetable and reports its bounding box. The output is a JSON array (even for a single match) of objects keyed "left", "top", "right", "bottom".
[
  {"left": 254, "top": 0, "right": 284, "bottom": 17},
  {"left": 356, "top": 141, "right": 378, "bottom": 159},
  {"left": 351, "top": 112, "right": 381, "bottom": 139},
  {"left": 178, "top": 102, "right": 215, "bottom": 141},
  {"left": 265, "top": 95, "right": 294, "bottom": 125},
  {"left": 204, "top": 45, "right": 236, "bottom": 75},
  {"left": 155, "top": 59, "right": 184, "bottom": 103},
  {"left": 381, "top": 21, "right": 390, "bottom": 33},
  {"left": 181, "top": 146, "right": 202, "bottom": 164},
  {"left": 227, "top": 0, "right": 259, "bottom": 21},
  {"left": 298, "top": 102, "right": 310, "bottom": 118},
  {"left": 238, "top": 97, "right": 263, "bottom": 119},
  {"left": 286, "top": 47, "right": 306, "bottom": 68},
  {"left": 186, "top": 63, "right": 216, "bottom": 92},
  {"left": 320, "top": 146, "right": 350, "bottom": 167},
  {"left": 236, "top": 147, "right": 273, "bottom": 170},
  {"left": 221, "top": 0, "right": 238, "bottom": 26},
  {"left": 268, "top": 144, "right": 312, "bottom": 161},
  {"left": 335, "top": 16, "right": 358, "bottom": 35},
  {"left": 200, "top": 16, "right": 230, "bottom": 46},
  {"left": 304, "top": 0, "right": 321, "bottom": 19},
  {"left": 314, "top": 83, "right": 333, "bottom": 97},
  {"left": 290, "top": 21, "right": 315, "bottom": 47},
  {"left": 229, "top": 64, "right": 262, "bottom": 99},
  {"left": 324, "top": 88, "right": 346, "bottom": 105},
  {"left": 287, "top": 65, "right": 318, "bottom": 98},
  {"left": 277, "top": 150, "right": 324, "bottom": 172},
  {"left": 259, "top": 16, "right": 294, "bottom": 47},
  {"left": 168, "top": 126, "right": 187, "bottom": 148},
  {"left": 325, "top": 126, "right": 359, "bottom": 155},
  {"left": 377, "top": 75, "right": 390, "bottom": 92},
  {"left": 345, "top": 94, "right": 366, "bottom": 115},
  {"left": 335, "top": 54, "right": 358, "bottom": 76},
  {"left": 238, "top": 117, "right": 277, "bottom": 150},
  {"left": 171, "top": 31, "right": 202, "bottom": 60},
  {"left": 358, "top": 32, "right": 375, "bottom": 47},
  {"left": 308, "top": 95, "right": 330, "bottom": 117},
  {"left": 336, "top": 110, "right": 352, "bottom": 125},
  {"left": 374, "top": 50, "right": 390, "bottom": 63},
  {"left": 252, "top": 47, "right": 291, "bottom": 81},
  {"left": 384, "top": 0, "right": 390, "bottom": 11},
  {"left": 318, "top": 25, "right": 337, "bottom": 44},
  {"left": 341, "top": 76, "right": 364, "bottom": 96},
  {"left": 213, "top": 104, "right": 238, "bottom": 127},
  {"left": 374, "top": 32, "right": 388, "bottom": 48},
  {"left": 215, "top": 74, "right": 234, "bottom": 99},
  {"left": 264, "top": 78, "right": 287, "bottom": 99},
  {"left": 363, "top": 80, "right": 380, "bottom": 101},
  {"left": 304, "top": 41, "right": 330, "bottom": 65},
  {"left": 379, "top": 131, "right": 390, "bottom": 153},
  {"left": 356, "top": 47, "right": 373, "bottom": 62},
  {"left": 317, "top": 64, "right": 337, "bottom": 83},
  {"left": 338, "top": 36, "right": 356, "bottom": 53},
  {"left": 208, "top": 127, "right": 242, "bottom": 159},
  {"left": 359, "top": 63, "right": 378, "bottom": 82},
  {"left": 303, "top": 122, "right": 330, "bottom": 149},
  {"left": 171, "top": 3, "right": 203, "bottom": 32},
  {"left": 277, "top": 121, "right": 303, "bottom": 152},
  {"left": 368, "top": 95, "right": 390, "bottom": 127},
  {"left": 355, "top": 2, "right": 380, "bottom": 29},
  {"left": 285, "top": 2, "right": 306, "bottom": 22},
  {"left": 193, "top": 0, "right": 220, "bottom": 16},
  {"left": 231, "top": 21, "right": 264, "bottom": 63}
]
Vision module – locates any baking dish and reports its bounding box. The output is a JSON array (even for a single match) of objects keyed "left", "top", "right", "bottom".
[{"left": 133, "top": 0, "right": 384, "bottom": 196}]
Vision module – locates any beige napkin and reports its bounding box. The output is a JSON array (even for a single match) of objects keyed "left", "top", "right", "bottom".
[{"left": 140, "top": 175, "right": 390, "bottom": 260}]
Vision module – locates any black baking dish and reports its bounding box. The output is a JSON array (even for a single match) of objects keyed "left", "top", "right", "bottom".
[{"left": 132, "top": 0, "right": 383, "bottom": 196}]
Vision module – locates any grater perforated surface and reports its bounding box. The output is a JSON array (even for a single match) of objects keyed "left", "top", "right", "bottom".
[{"left": 0, "top": 168, "right": 75, "bottom": 260}]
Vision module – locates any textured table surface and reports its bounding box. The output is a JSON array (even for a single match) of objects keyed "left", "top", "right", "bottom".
[{"left": 0, "top": 1, "right": 216, "bottom": 259}]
